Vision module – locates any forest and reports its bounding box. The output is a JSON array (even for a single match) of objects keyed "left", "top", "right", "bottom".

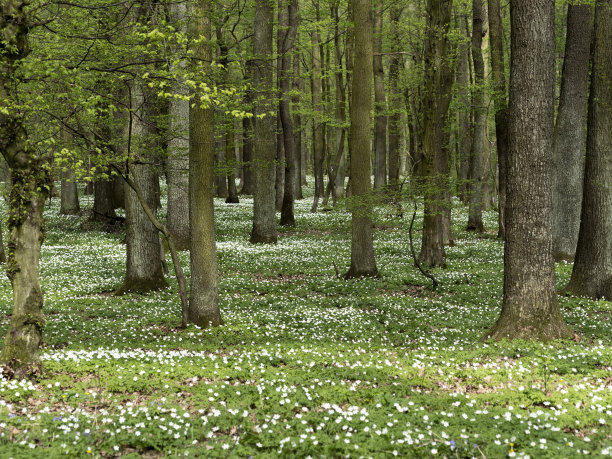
[{"left": 0, "top": 0, "right": 611, "bottom": 457}]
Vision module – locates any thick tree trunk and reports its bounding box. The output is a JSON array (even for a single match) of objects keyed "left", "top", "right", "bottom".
[
  {"left": 188, "top": 0, "right": 223, "bottom": 327},
  {"left": 93, "top": 174, "right": 117, "bottom": 222},
  {"left": 240, "top": 63, "right": 255, "bottom": 196},
  {"left": 467, "top": 0, "right": 485, "bottom": 232},
  {"left": 345, "top": 0, "right": 378, "bottom": 279},
  {"left": 456, "top": 16, "right": 471, "bottom": 204},
  {"left": 280, "top": 0, "right": 297, "bottom": 226},
  {"left": 484, "top": 0, "right": 571, "bottom": 341},
  {"left": 488, "top": 0, "right": 509, "bottom": 239},
  {"left": 116, "top": 84, "right": 168, "bottom": 294},
  {"left": 373, "top": 2, "right": 387, "bottom": 190},
  {"left": 250, "top": 0, "right": 278, "bottom": 243},
  {"left": 418, "top": 0, "right": 453, "bottom": 268},
  {"left": 552, "top": 4, "right": 592, "bottom": 261},
  {"left": 166, "top": 0, "right": 190, "bottom": 250},
  {"left": 0, "top": 1, "right": 50, "bottom": 376},
  {"left": 311, "top": 27, "right": 325, "bottom": 213},
  {"left": 60, "top": 168, "right": 80, "bottom": 216},
  {"left": 564, "top": 2, "right": 612, "bottom": 300}
]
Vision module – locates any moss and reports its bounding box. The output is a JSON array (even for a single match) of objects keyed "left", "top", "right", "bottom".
[{"left": 114, "top": 277, "right": 169, "bottom": 295}]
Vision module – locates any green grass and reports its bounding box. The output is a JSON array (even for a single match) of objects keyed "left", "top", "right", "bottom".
[{"left": 0, "top": 184, "right": 611, "bottom": 458}]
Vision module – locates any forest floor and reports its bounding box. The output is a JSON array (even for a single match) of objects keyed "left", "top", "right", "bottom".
[{"left": 0, "top": 183, "right": 611, "bottom": 458}]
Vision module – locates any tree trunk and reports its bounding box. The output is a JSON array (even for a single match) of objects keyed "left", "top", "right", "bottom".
[
  {"left": 373, "top": 1, "right": 387, "bottom": 190},
  {"left": 116, "top": 84, "right": 168, "bottom": 294},
  {"left": 387, "top": 7, "right": 402, "bottom": 192},
  {"left": 418, "top": 0, "right": 453, "bottom": 268},
  {"left": 92, "top": 173, "right": 117, "bottom": 223},
  {"left": 240, "top": 63, "right": 255, "bottom": 195},
  {"left": 292, "top": 53, "right": 303, "bottom": 200},
  {"left": 467, "top": 0, "right": 485, "bottom": 232},
  {"left": 487, "top": 0, "right": 509, "bottom": 239},
  {"left": 166, "top": 0, "right": 191, "bottom": 250},
  {"left": 225, "top": 124, "right": 240, "bottom": 204},
  {"left": 311, "top": 26, "right": 325, "bottom": 213},
  {"left": 345, "top": 0, "right": 378, "bottom": 279},
  {"left": 250, "top": 0, "right": 278, "bottom": 243},
  {"left": 484, "top": 0, "right": 571, "bottom": 341},
  {"left": 280, "top": 0, "right": 298, "bottom": 226},
  {"left": 188, "top": 0, "right": 223, "bottom": 327},
  {"left": 552, "top": 4, "right": 592, "bottom": 261},
  {"left": 0, "top": 1, "right": 49, "bottom": 376},
  {"left": 564, "top": 1, "right": 612, "bottom": 300}
]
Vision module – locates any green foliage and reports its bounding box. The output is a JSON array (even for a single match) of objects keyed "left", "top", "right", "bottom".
[{"left": 0, "top": 183, "right": 610, "bottom": 457}]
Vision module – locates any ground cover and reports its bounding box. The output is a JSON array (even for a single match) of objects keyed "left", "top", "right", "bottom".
[{"left": 0, "top": 186, "right": 611, "bottom": 458}]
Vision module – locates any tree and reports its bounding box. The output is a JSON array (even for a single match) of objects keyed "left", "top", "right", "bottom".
[
  {"left": 345, "top": 0, "right": 378, "bottom": 279},
  {"left": 310, "top": 21, "right": 325, "bottom": 213},
  {"left": 418, "top": 0, "right": 453, "bottom": 268},
  {"left": 0, "top": 0, "right": 50, "bottom": 376},
  {"left": 552, "top": 4, "right": 593, "bottom": 261},
  {"left": 484, "top": 0, "right": 571, "bottom": 341},
  {"left": 250, "top": 0, "right": 278, "bottom": 243},
  {"left": 487, "top": 0, "right": 509, "bottom": 239},
  {"left": 467, "top": 0, "right": 486, "bottom": 232},
  {"left": 59, "top": 129, "right": 81, "bottom": 216},
  {"left": 116, "top": 83, "right": 168, "bottom": 294},
  {"left": 564, "top": 0, "right": 612, "bottom": 300},
  {"left": 279, "top": 0, "right": 298, "bottom": 226},
  {"left": 372, "top": 0, "right": 387, "bottom": 190},
  {"left": 166, "top": 0, "right": 191, "bottom": 250},
  {"left": 188, "top": 0, "right": 224, "bottom": 327}
]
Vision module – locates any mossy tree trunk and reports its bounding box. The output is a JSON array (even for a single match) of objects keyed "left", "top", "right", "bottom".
[
  {"left": 0, "top": 0, "right": 50, "bottom": 377},
  {"left": 564, "top": 1, "right": 612, "bottom": 300},
  {"left": 484, "top": 0, "right": 571, "bottom": 341},
  {"left": 372, "top": 1, "right": 386, "bottom": 191},
  {"left": 387, "top": 6, "right": 402, "bottom": 193},
  {"left": 344, "top": 0, "right": 378, "bottom": 279},
  {"left": 552, "top": 4, "right": 593, "bottom": 261},
  {"left": 188, "top": 0, "right": 223, "bottom": 327}
]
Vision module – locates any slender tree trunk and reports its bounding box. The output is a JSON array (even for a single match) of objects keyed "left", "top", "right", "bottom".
[
  {"left": 0, "top": 1, "right": 50, "bottom": 376},
  {"left": 564, "top": 1, "right": 612, "bottom": 300},
  {"left": 225, "top": 126, "right": 240, "bottom": 204},
  {"left": 552, "top": 4, "right": 592, "bottom": 261},
  {"left": 280, "top": 0, "right": 298, "bottom": 225},
  {"left": 345, "top": 0, "right": 378, "bottom": 279},
  {"left": 311, "top": 26, "right": 325, "bottom": 213},
  {"left": 467, "top": 0, "right": 485, "bottom": 232},
  {"left": 292, "top": 53, "right": 303, "bottom": 200},
  {"left": 166, "top": 0, "right": 190, "bottom": 249},
  {"left": 188, "top": 0, "right": 223, "bottom": 327},
  {"left": 488, "top": 0, "right": 509, "bottom": 239},
  {"left": 387, "top": 7, "right": 402, "bottom": 192},
  {"left": 373, "top": 1, "right": 387, "bottom": 190},
  {"left": 484, "top": 0, "right": 571, "bottom": 341},
  {"left": 59, "top": 127, "right": 80, "bottom": 216},
  {"left": 418, "top": 0, "right": 453, "bottom": 268},
  {"left": 116, "top": 83, "right": 168, "bottom": 294},
  {"left": 240, "top": 63, "right": 255, "bottom": 195},
  {"left": 251, "top": 0, "right": 278, "bottom": 243}
]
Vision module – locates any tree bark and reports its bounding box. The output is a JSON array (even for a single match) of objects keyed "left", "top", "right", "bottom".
[
  {"left": 188, "top": 0, "right": 223, "bottom": 327},
  {"left": 310, "top": 26, "right": 325, "bottom": 213},
  {"left": 418, "top": 0, "right": 453, "bottom": 268},
  {"left": 487, "top": 0, "right": 509, "bottom": 239},
  {"left": 280, "top": 0, "right": 298, "bottom": 226},
  {"left": 292, "top": 53, "right": 303, "bottom": 200},
  {"left": 0, "top": 1, "right": 49, "bottom": 377},
  {"left": 552, "top": 4, "right": 592, "bottom": 261},
  {"left": 484, "top": 0, "right": 571, "bottom": 341},
  {"left": 116, "top": 83, "right": 168, "bottom": 295},
  {"left": 166, "top": 0, "right": 191, "bottom": 250},
  {"left": 250, "top": 0, "right": 278, "bottom": 243},
  {"left": 467, "top": 0, "right": 485, "bottom": 232},
  {"left": 373, "top": 1, "right": 387, "bottom": 190},
  {"left": 564, "top": 1, "right": 612, "bottom": 300},
  {"left": 345, "top": 0, "right": 378, "bottom": 279},
  {"left": 387, "top": 7, "right": 402, "bottom": 192}
]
